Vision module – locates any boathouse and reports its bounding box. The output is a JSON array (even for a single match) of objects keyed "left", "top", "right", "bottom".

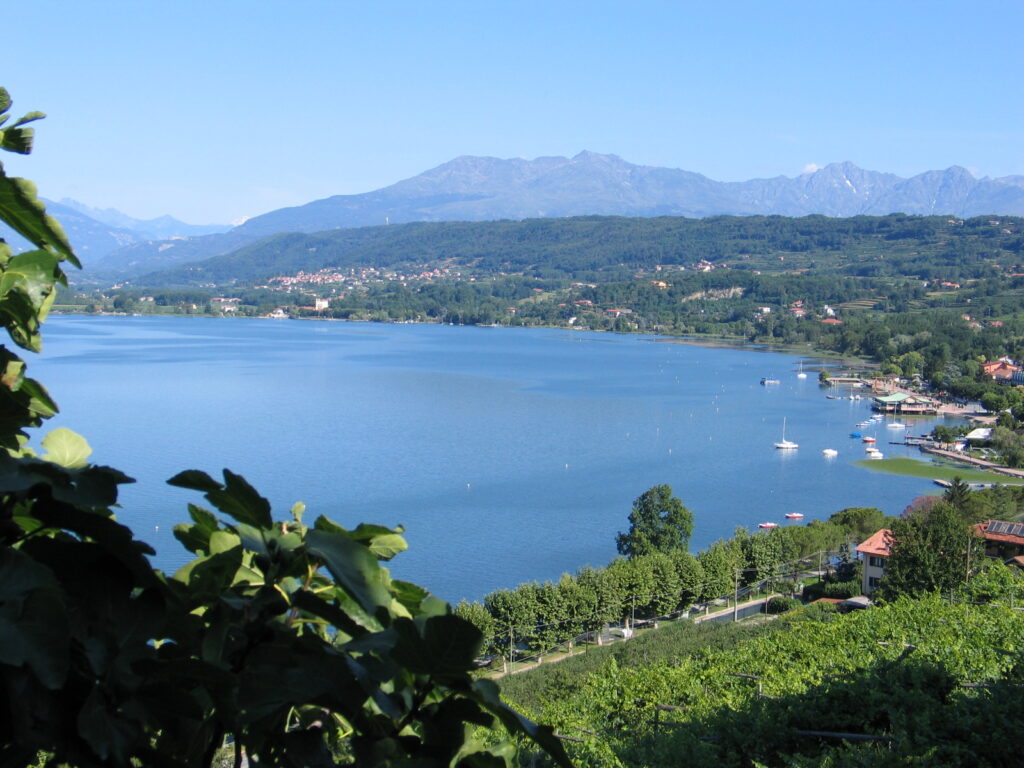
[{"left": 872, "top": 391, "right": 939, "bottom": 415}]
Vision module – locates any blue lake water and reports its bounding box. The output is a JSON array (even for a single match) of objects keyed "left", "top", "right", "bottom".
[{"left": 32, "top": 315, "right": 955, "bottom": 602}]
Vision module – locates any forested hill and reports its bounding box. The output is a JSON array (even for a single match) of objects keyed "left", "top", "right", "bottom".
[{"left": 137, "top": 214, "right": 1024, "bottom": 287}]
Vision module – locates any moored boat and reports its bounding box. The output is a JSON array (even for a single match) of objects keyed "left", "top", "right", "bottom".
[
  {"left": 822, "top": 448, "right": 838, "bottom": 457},
  {"left": 784, "top": 513, "right": 805, "bottom": 519},
  {"left": 774, "top": 417, "right": 798, "bottom": 449},
  {"left": 862, "top": 436, "right": 876, "bottom": 443},
  {"left": 758, "top": 522, "right": 779, "bottom": 529},
  {"left": 761, "top": 376, "right": 780, "bottom": 385}
]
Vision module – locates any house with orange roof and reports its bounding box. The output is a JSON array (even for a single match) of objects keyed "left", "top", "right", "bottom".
[
  {"left": 982, "top": 360, "right": 1019, "bottom": 381},
  {"left": 971, "top": 520, "right": 1024, "bottom": 561},
  {"left": 855, "top": 528, "right": 892, "bottom": 595}
]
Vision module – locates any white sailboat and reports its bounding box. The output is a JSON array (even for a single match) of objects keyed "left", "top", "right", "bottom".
[
  {"left": 775, "top": 417, "right": 798, "bottom": 449},
  {"left": 797, "top": 361, "right": 808, "bottom": 379}
]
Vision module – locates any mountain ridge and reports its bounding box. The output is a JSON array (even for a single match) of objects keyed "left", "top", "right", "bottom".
[
  {"left": 234, "top": 153, "right": 1024, "bottom": 238},
  {"left": 80, "top": 154, "right": 1024, "bottom": 279}
]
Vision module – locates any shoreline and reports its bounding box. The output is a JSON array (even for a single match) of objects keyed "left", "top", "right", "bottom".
[{"left": 52, "top": 307, "right": 876, "bottom": 370}]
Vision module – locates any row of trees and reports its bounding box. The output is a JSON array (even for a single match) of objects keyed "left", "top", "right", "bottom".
[{"left": 455, "top": 486, "right": 889, "bottom": 659}]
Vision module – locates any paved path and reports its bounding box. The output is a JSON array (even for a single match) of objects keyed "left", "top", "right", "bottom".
[{"left": 921, "top": 446, "right": 1024, "bottom": 479}]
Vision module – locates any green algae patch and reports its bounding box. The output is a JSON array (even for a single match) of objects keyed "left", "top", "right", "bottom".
[{"left": 853, "top": 457, "right": 1012, "bottom": 483}]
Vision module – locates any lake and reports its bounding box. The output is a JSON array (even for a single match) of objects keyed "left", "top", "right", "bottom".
[{"left": 32, "top": 315, "right": 955, "bottom": 602}]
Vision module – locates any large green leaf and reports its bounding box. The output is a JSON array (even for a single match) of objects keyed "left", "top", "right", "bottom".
[
  {"left": 209, "top": 470, "right": 273, "bottom": 529},
  {"left": 365, "top": 533, "right": 408, "bottom": 561},
  {"left": 172, "top": 547, "right": 245, "bottom": 604},
  {"left": 0, "top": 549, "right": 70, "bottom": 688},
  {"left": 0, "top": 452, "right": 133, "bottom": 510},
  {"left": 391, "top": 614, "right": 482, "bottom": 679},
  {"left": 77, "top": 686, "right": 141, "bottom": 763},
  {"left": 167, "top": 469, "right": 222, "bottom": 493},
  {"left": 40, "top": 426, "right": 91, "bottom": 468},
  {"left": 0, "top": 171, "right": 77, "bottom": 266},
  {"left": 349, "top": 522, "right": 409, "bottom": 560},
  {"left": 305, "top": 529, "right": 393, "bottom": 618},
  {"left": 0, "top": 249, "right": 59, "bottom": 309}
]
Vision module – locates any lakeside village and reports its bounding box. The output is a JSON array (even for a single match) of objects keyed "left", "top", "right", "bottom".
[{"left": 457, "top": 361, "right": 1024, "bottom": 676}]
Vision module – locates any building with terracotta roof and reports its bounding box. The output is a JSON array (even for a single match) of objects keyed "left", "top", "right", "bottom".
[
  {"left": 855, "top": 528, "right": 892, "bottom": 595},
  {"left": 982, "top": 360, "right": 1019, "bottom": 381},
  {"left": 971, "top": 520, "right": 1024, "bottom": 561}
]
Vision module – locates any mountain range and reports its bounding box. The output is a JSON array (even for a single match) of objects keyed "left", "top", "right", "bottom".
[
  {"left": 0, "top": 198, "right": 229, "bottom": 268},
  {"left": 8, "top": 152, "right": 1024, "bottom": 281}
]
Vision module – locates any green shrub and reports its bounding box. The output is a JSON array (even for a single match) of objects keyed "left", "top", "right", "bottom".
[
  {"left": 822, "top": 579, "right": 862, "bottom": 599},
  {"left": 766, "top": 596, "right": 801, "bottom": 614},
  {"left": 786, "top": 601, "right": 839, "bottom": 623}
]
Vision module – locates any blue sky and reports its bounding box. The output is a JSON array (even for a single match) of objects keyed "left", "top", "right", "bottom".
[{"left": 4, "top": 0, "right": 1023, "bottom": 224}]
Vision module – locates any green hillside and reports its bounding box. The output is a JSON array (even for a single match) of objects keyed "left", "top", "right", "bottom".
[{"left": 139, "top": 213, "right": 1024, "bottom": 286}]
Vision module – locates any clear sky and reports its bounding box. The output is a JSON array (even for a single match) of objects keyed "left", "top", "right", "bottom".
[{"left": 4, "top": 0, "right": 1023, "bottom": 225}]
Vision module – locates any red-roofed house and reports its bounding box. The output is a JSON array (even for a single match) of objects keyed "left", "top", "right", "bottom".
[
  {"left": 855, "top": 528, "right": 892, "bottom": 595},
  {"left": 971, "top": 520, "right": 1024, "bottom": 561},
  {"left": 982, "top": 360, "right": 1019, "bottom": 381}
]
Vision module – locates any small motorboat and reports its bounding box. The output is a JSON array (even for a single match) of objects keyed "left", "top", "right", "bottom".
[
  {"left": 822, "top": 448, "right": 838, "bottom": 457},
  {"left": 862, "top": 436, "right": 876, "bottom": 443},
  {"left": 887, "top": 422, "right": 907, "bottom": 429},
  {"left": 867, "top": 450, "right": 884, "bottom": 460},
  {"left": 784, "top": 513, "right": 805, "bottom": 519},
  {"left": 849, "top": 432, "right": 862, "bottom": 438},
  {"left": 758, "top": 522, "right": 779, "bottom": 529}
]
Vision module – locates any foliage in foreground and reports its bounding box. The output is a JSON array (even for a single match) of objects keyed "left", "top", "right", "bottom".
[
  {"left": 517, "top": 596, "right": 1024, "bottom": 767},
  {"left": 0, "top": 87, "right": 569, "bottom": 767}
]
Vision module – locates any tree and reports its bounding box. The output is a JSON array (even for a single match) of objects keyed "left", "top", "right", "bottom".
[
  {"left": 829, "top": 506, "right": 888, "bottom": 540},
  {"left": 877, "top": 501, "right": 979, "bottom": 601},
  {"left": 697, "top": 542, "right": 734, "bottom": 602},
  {"left": 943, "top": 476, "right": 972, "bottom": 513},
  {"left": 0, "top": 88, "right": 569, "bottom": 768},
  {"left": 669, "top": 549, "right": 704, "bottom": 610},
  {"left": 615, "top": 484, "right": 694, "bottom": 558}
]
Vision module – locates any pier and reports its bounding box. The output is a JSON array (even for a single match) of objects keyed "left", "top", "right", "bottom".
[{"left": 920, "top": 446, "right": 1024, "bottom": 480}]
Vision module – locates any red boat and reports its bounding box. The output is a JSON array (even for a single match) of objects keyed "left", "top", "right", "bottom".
[{"left": 784, "top": 513, "right": 805, "bottom": 519}]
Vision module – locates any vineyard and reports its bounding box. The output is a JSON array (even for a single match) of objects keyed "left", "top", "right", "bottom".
[{"left": 509, "top": 595, "right": 1024, "bottom": 767}]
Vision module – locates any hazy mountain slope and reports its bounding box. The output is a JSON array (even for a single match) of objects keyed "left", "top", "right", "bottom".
[
  {"left": 0, "top": 199, "right": 140, "bottom": 261},
  {"left": 85, "top": 230, "right": 263, "bottom": 278},
  {"left": 58, "top": 198, "right": 230, "bottom": 239}
]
